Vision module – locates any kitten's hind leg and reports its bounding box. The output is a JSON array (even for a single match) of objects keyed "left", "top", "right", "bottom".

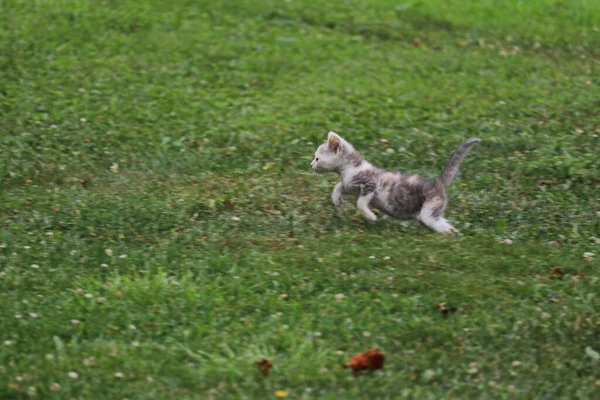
[
  {"left": 332, "top": 182, "right": 343, "bottom": 206},
  {"left": 357, "top": 192, "right": 377, "bottom": 222},
  {"left": 418, "top": 199, "right": 457, "bottom": 234},
  {"left": 420, "top": 216, "right": 458, "bottom": 234}
]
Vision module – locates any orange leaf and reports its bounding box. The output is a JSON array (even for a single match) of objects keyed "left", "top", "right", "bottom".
[
  {"left": 344, "top": 348, "right": 385, "bottom": 375},
  {"left": 364, "top": 348, "right": 385, "bottom": 370},
  {"left": 257, "top": 358, "right": 273, "bottom": 376}
]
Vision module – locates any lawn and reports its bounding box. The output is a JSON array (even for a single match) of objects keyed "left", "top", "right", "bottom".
[{"left": 1, "top": 0, "right": 599, "bottom": 398}]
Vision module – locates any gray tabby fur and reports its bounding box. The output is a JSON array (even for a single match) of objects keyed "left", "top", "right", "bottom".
[{"left": 311, "top": 132, "right": 481, "bottom": 234}]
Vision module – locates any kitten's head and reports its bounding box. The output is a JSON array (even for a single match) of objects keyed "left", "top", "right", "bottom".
[{"left": 311, "top": 131, "right": 355, "bottom": 173}]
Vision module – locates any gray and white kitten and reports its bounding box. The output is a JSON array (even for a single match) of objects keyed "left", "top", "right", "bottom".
[{"left": 311, "top": 132, "right": 481, "bottom": 234}]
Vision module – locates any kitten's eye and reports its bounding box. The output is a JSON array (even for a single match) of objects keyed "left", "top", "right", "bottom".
[{"left": 315, "top": 158, "right": 319, "bottom": 161}]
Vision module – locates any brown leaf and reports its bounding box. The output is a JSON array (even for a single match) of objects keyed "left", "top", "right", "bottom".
[
  {"left": 223, "top": 200, "right": 235, "bottom": 209},
  {"left": 549, "top": 298, "right": 560, "bottom": 303},
  {"left": 257, "top": 358, "right": 273, "bottom": 376},
  {"left": 436, "top": 302, "right": 457, "bottom": 315},
  {"left": 364, "top": 348, "right": 385, "bottom": 370},
  {"left": 549, "top": 267, "right": 564, "bottom": 280},
  {"left": 344, "top": 348, "right": 385, "bottom": 375},
  {"left": 575, "top": 271, "right": 585, "bottom": 278}
]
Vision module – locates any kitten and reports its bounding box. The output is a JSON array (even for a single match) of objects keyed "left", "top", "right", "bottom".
[{"left": 311, "top": 132, "right": 481, "bottom": 234}]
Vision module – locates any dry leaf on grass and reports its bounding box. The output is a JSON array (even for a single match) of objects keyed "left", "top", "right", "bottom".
[
  {"left": 343, "top": 348, "right": 385, "bottom": 375},
  {"left": 257, "top": 358, "right": 273, "bottom": 376},
  {"left": 436, "top": 302, "right": 457, "bottom": 315},
  {"left": 549, "top": 267, "right": 564, "bottom": 280}
]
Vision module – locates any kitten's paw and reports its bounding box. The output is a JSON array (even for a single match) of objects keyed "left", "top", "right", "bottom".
[
  {"left": 332, "top": 195, "right": 343, "bottom": 207},
  {"left": 440, "top": 226, "right": 459, "bottom": 235},
  {"left": 364, "top": 214, "right": 378, "bottom": 224}
]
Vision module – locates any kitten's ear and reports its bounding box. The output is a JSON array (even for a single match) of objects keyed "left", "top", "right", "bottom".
[{"left": 327, "top": 131, "right": 342, "bottom": 153}]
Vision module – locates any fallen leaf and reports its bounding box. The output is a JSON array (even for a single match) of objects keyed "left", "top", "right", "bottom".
[
  {"left": 436, "top": 302, "right": 457, "bottom": 315},
  {"left": 549, "top": 298, "right": 560, "bottom": 303},
  {"left": 257, "top": 358, "right": 273, "bottom": 376},
  {"left": 585, "top": 346, "right": 600, "bottom": 362},
  {"left": 223, "top": 200, "right": 235, "bottom": 209},
  {"left": 344, "top": 348, "right": 385, "bottom": 375},
  {"left": 575, "top": 271, "right": 585, "bottom": 278},
  {"left": 421, "top": 369, "right": 436, "bottom": 382},
  {"left": 549, "top": 267, "right": 564, "bottom": 280}
]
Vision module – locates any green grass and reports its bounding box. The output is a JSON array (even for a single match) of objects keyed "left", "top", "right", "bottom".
[{"left": 1, "top": 0, "right": 599, "bottom": 398}]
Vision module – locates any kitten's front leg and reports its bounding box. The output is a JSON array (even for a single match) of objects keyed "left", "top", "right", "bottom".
[
  {"left": 357, "top": 192, "right": 377, "bottom": 222},
  {"left": 332, "top": 182, "right": 343, "bottom": 206}
]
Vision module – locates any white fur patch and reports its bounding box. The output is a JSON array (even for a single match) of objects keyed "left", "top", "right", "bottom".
[
  {"left": 406, "top": 175, "right": 420, "bottom": 185},
  {"left": 342, "top": 162, "right": 373, "bottom": 186}
]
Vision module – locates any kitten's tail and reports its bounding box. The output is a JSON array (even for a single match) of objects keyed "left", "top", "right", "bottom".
[{"left": 439, "top": 138, "right": 481, "bottom": 186}]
